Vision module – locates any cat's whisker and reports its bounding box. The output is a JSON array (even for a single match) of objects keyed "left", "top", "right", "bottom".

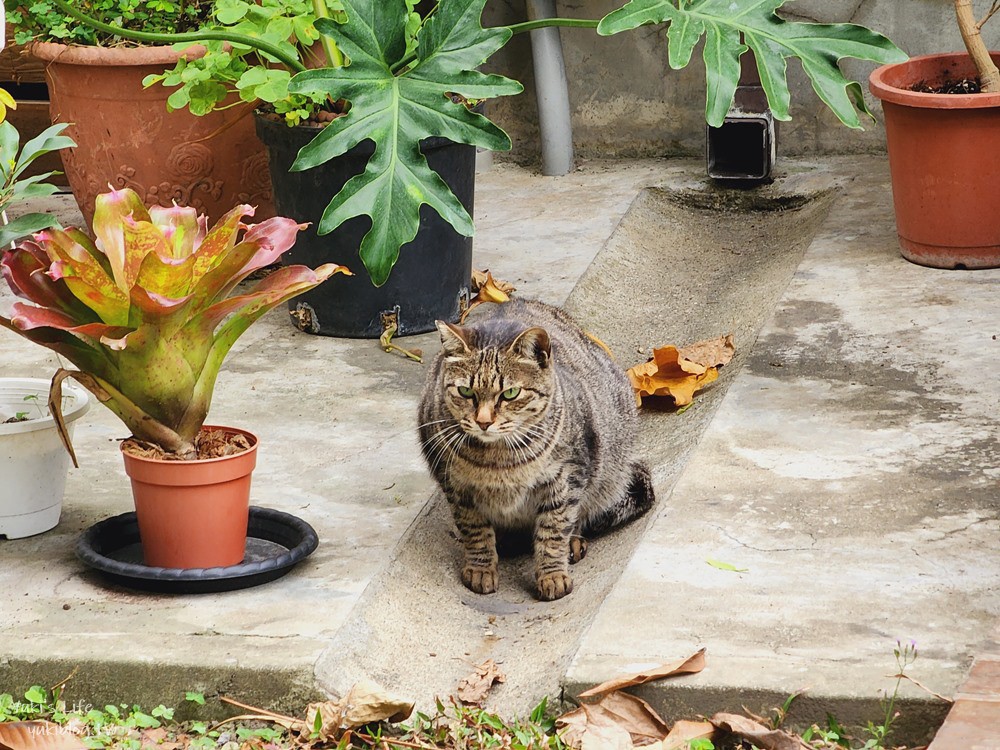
[{"left": 417, "top": 418, "right": 454, "bottom": 431}]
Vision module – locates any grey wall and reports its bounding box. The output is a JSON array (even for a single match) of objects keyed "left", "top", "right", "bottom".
[{"left": 481, "top": 0, "right": 972, "bottom": 163}]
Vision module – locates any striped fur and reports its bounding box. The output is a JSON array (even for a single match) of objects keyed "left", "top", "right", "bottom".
[{"left": 418, "top": 299, "right": 654, "bottom": 601}]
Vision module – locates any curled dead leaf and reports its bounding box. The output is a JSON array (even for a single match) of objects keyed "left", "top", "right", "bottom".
[
  {"left": 471, "top": 269, "right": 516, "bottom": 299},
  {"left": 663, "top": 719, "right": 716, "bottom": 750},
  {"left": 627, "top": 335, "right": 735, "bottom": 407},
  {"left": 0, "top": 722, "right": 86, "bottom": 750},
  {"left": 456, "top": 659, "right": 506, "bottom": 705},
  {"left": 461, "top": 270, "right": 516, "bottom": 323},
  {"left": 579, "top": 648, "right": 706, "bottom": 699},
  {"left": 556, "top": 691, "right": 670, "bottom": 749},
  {"left": 304, "top": 680, "right": 414, "bottom": 741},
  {"left": 711, "top": 712, "right": 810, "bottom": 750}
]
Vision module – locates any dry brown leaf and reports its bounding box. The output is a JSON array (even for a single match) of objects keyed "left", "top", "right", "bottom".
[
  {"left": 661, "top": 719, "right": 716, "bottom": 749},
  {"left": 578, "top": 648, "right": 707, "bottom": 699},
  {"left": 711, "top": 713, "right": 810, "bottom": 750},
  {"left": 679, "top": 334, "right": 735, "bottom": 369},
  {"left": 304, "top": 680, "right": 414, "bottom": 741},
  {"left": 556, "top": 706, "right": 633, "bottom": 750},
  {"left": 461, "top": 271, "right": 516, "bottom": 322},
  {"left": 556, "top": 691, "right": 670, "bottom": 749},
  {"left": 0, "top": 722, "right": 86, "bottom": 750},
  {"left": 456, "top": 659, "right": 506, "bottom": 705}
]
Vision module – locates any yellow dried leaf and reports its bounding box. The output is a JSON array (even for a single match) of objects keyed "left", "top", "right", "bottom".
[
  {"left": 471, "top": 269, "right": 516, "bottom": 297},
  {"left": 462, "top": 270, "right": 517, "bottom": 322},
  {"left": 627, "top": 336, "right": 735, "bottom": 407}
]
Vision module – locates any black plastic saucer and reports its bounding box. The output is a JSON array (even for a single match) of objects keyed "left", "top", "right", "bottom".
[{"left": 76, "top": 506, "right": 319, "bottom": 594}]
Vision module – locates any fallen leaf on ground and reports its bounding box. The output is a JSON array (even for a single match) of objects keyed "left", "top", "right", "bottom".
[
  {"left": 627, "top": 335, "right": 734, "bottom": 407},
  {"left": 711, "top": 712, "right": 810, "bottom": 750},
  {"left": 662, "top": 719, "right": 716, "bottom": 749},
  {"left": 305, "top": 680, "right": 414, "bottom": 740},
  {"left": 0, "top": 722, "right": 86, "bottom": 750},
  {"left": 461, "top": 270, "right": 516, "bottom": 322},
  {"left": 578, "top": 647, "right": 706, "bottom": 699},
  {"left": 679, "top": 334, "right": 735, "bottom": 369},
  {"left": 379, "top": 322, "right": 423, "bottom": 362},
  {"left": 705, "top": 558, "right": 749, "bottom": 573},
  {"left": 557, "top": 691, "right": 670, "bottom": 749},
  {"left": 456, "top": 659, "right": 506, "bottom": 705}
]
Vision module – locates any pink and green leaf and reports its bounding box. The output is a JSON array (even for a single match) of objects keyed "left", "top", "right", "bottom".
[
  {"left": 42, "top": 228, "right": 129, "bottom": 325},
  {"left": 92, "top": 187, "right": 153, "bottom": 291},
  {"left": 149, "top": 203, "right": 204, "bottom": 260},
  {"left": 1, "top": 245, "right": 97, "bottom": 320},
  {"left": 177, "top": 263, "right": 346, "bottom": 436},
  {"left": 188, "top": 203, "right": 254, "bottom": 284}
]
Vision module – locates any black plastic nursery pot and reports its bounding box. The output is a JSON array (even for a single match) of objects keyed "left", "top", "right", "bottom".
[{"left": 255, "top": 114, "right": 475, "bottom": 338}]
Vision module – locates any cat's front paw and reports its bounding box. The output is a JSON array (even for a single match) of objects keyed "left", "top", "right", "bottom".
[
  {"left": 462, "top": 565, "right": 498, "bottom": 594},
  {"left": 537, "top": 571, "right": 573, "bottom": 601}
]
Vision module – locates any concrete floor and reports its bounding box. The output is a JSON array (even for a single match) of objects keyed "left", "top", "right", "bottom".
[{"left": 0, "top": 156, "right": 996, "bottom": 745}]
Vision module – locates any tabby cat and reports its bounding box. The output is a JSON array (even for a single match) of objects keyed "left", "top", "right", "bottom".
[{"left": 418, "top": 299, "right": 654, "bottom": 601}]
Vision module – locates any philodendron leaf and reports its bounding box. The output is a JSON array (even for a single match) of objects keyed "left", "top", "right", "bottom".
[
  {"left": 288, "top": 0, "right": 522, "bottom": 287},
  {"left": 597, "top": 0, "right": 908, "bottom": 129}
]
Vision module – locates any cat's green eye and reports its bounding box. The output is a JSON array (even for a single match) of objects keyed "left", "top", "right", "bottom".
[
  {"left": 457, "top": 385, "right": 475, "bottom": 398},
  {"left": 501, "top": 386, "right": 521, "bottom": 400}
]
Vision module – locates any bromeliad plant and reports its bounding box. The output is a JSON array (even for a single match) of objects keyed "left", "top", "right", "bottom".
[
  {"left": 51, "top": 0, "right": 906, "bottom": 287},
  {"left": 0, "top": 188, "right": 347, "bottom": 460}
]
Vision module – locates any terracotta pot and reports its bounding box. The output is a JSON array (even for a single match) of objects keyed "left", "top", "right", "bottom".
[
  {"left": 121, "top": 426, "right": 258, "bottom": 569},
  {"left": 29, "top": 42, "right": 273, "bottom": 228},
  {"left": 869, "top": 52, "right": 1000, "bottom": 269}
]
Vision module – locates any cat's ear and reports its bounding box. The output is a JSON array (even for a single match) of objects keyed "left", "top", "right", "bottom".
[
  {"left": 509, "top": 327, "right": 550, "bottom": 368},
  {"left": 436, "top": 320, "right": 473, "bottom": 356}
]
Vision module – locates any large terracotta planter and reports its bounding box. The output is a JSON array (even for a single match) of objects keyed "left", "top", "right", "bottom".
[
  {"left": 869, "top": 51, "right": 1000, "bottom": 269},
  {"left": 30, "top": 42, "right": 273, "bottom": 228},
  {"left": 122, "top": 426, "right": 258, "bottom": 569}
]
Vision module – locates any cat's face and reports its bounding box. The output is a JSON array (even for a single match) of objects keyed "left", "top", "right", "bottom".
[{"left": 436, "top": 321, "right": 554, "bottom": 444}]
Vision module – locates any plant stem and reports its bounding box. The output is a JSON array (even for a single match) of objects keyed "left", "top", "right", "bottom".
[
  {"left": 507, "top": 17, "right": 600, "bottom": 35},
  {"left": 955, "top": 0, "right": 1000, "bottom": 92},
  {"left": 47, "top": 0, "right": 307, "bottom": 74},
  {"left": 311, "top": 0, "right": 344, "bottom": 67}
]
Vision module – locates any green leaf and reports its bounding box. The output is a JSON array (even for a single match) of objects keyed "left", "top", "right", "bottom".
[
  {"left": 24, "top": 686, "right": 48, "bottom": 704},
  {"left": 597, "top": 0, "right": 908, "bottom": 128},
  {"left": 705, "top": 557, "right": 748, "bottom": 573},
  {"left": 287, "top": 0, "right": 522, "bottom": 286},
  {"left": 0, "top": 212, "right": 60, "bottom": 246},
  {"left": 14, "top": 123, "right": 75, "bottom": 179},
  {"left": 185, "top": 691, "right": 206, "bottom": 705}
]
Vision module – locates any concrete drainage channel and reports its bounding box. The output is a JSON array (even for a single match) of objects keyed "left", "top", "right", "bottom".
[{"left": 314, "top": 174, "right": 839, "bottom": 716}]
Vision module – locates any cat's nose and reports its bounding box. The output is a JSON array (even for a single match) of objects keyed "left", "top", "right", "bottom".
[{"left": 475, "top": 419, "right": 492, "bottom": 431}]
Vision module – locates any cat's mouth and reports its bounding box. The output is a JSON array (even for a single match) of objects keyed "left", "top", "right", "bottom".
[{"left": 466, "top": 426, "right": 504, "bottom": 444}]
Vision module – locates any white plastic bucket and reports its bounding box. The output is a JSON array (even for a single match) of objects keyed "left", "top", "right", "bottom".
[{"left": 0, "top": 378, "right": 91, "bottom": 538}]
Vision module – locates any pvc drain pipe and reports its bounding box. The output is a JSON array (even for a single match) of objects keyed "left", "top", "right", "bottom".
[{"left": 525, "top": 0, "right": 574, "bottom": 176}]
